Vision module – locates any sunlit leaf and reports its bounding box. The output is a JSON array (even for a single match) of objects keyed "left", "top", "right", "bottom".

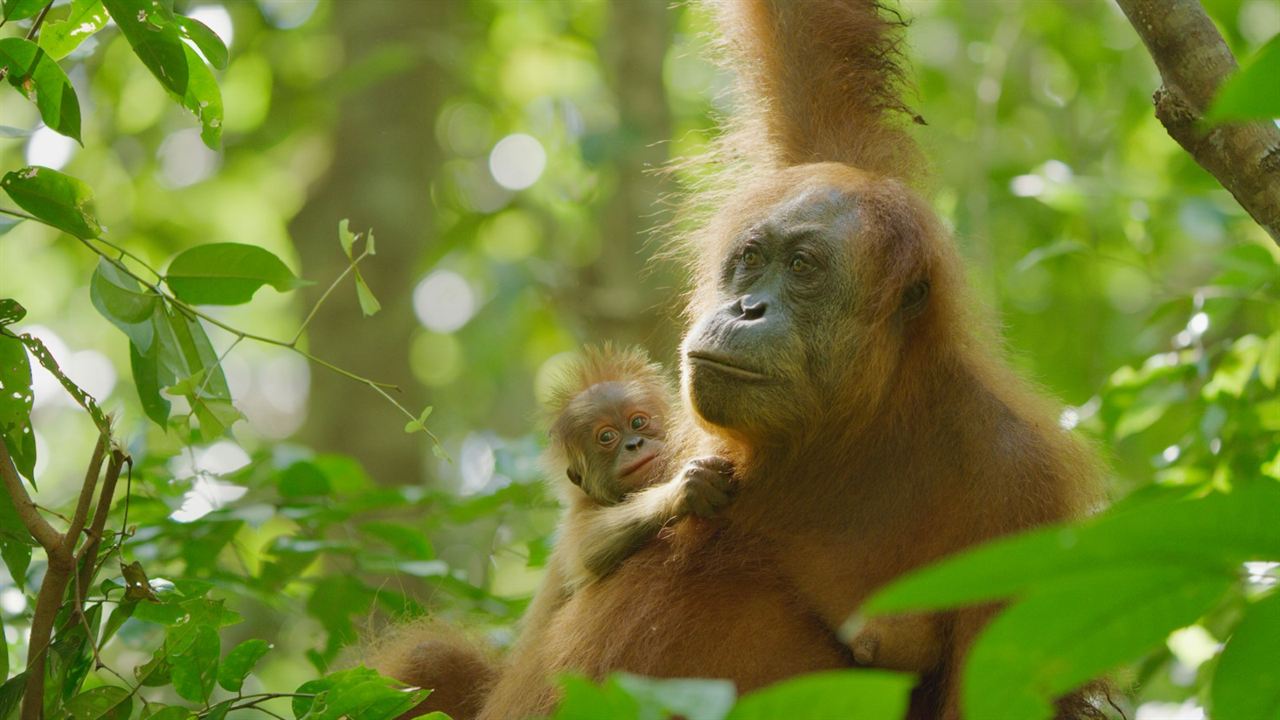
[
  {"left": 143, "top": 706, "right": 195, "bottom": 720},
  {"left": 130, "top": 336, "right": 172, "bottom": 427},
  {"left": 176, "top": 14, "right": 227, "bottom": 69},
  {"left": 1260, "top": 331, "right": 1280, "bottom": 390},
  {"left": 725, "top": 670, "right": 914, "bottom": 720},
  {"left": 166, "top": 243, "right": 303, "bottom": 305},
  {"left": 178, "top": 42, "right": 223, "bottom": 148},
  {"left": 354, "top": 270, "right": 380, "bottom": 316},
  {"left": 294, "top": 667, "right": 426, "bottom": 720},
  {"left": 39, "top": 0, "right": 109, "bottom": 60},
  {"left": 404, "top": 406, "right": 433, "bottom": 434},
  {"left": 0, "top": 37, "right": 82, "bottom": 142},
  {"left": 1212, "top": 590, "right": 1280, "bottom": 720},
  {"left": 338, "top": 218, "right": 355, "bottom": 258},
  {"left": 0, "top": 166, "right": 99, "bottom": 239},
  {"left": 1207, "top": 33, "right": 1280, "bottom": 122}
]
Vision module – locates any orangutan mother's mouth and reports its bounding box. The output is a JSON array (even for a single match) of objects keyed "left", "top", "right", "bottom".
[
  {"left": 687, "top": 352, "right": 771, "bottom": 381},
  {"left": 620, "top": 453, "right": 657, "bottom": 477}
]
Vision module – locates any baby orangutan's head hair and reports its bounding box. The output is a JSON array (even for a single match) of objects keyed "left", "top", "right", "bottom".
[{"left": 544, "top": 345, "right": 676, "bottom": 505}]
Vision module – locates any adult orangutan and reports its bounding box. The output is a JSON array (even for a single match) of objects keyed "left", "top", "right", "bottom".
[{"left": 387, "top": 1, "right": 1105, "bottom": 718}]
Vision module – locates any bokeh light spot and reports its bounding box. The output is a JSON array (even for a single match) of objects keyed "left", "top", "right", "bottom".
[
  {"left": 488, "top": 133, "right": 546, "bottom": 191},
  {"left": 26, "top": 127, "right": 77, "bottom": 170},
  {"left": 413, "top": 270, "right": 476, "bottom": 333}
]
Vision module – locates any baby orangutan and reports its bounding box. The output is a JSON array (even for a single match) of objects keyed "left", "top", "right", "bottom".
[{"left": 542, "top": 344, "right": 736, "bottom": 593}]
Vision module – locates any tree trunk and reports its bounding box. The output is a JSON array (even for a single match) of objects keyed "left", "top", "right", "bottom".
[{"left": 289, "top": 2, "right": 457, "bottom": 483}]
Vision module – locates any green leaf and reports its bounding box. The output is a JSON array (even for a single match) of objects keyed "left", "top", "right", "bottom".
[
  {"left": 0, "top": 166, "right": 100, "bottom": 239},
  {"left": 0, "top": 37, "right": 82, "bottom": 142},
  {"left": 91, "top": 258, "right": 158, "bottom": 352},
  {"left": 168, "top": 623, "right": 220, "bottom": 703},
  {"left": 1211, "top": 590, "right": 1280, "bottom": 720},
  {"left": 1, "top": 0, "right": 46, "bottom": 23},
  {"left": 1208, "top": 33, "right": 1280, "bottom": 122},
  {"left": 0, "top": 333, "right": 35, "bottom": 480},
  {"left": 64, "top": 686, "right": 132, "bottom": 720},
  {"left": 0, "top": 611, "right": 6, "bottom": 680},
  {"left": 354, "top": 270, "right": 380, "bottom": 317},
  {"left": 725, "top": 670, "right": 914, "bottom": 720},
  {"left": 130, "top": 337, "right": 171, "bottom": 426},
  {"left": 176, "top": 14, "right": 227, "bottom": 69},
  {"left": 218, "top": 638, "right": 270, "bottom": 692},
  {"left": 100, "top": 0, "right": 187, "bottom": 94},
  {"left": 279, "top": 460, "right": 331, "bottom": 498},
  {"left": 166, "top": 243, "right": 303, "bottom": 305},
  {"left": 961, "top": 566, "right": 1232, "bottom": 720},
  {"left": 1260, "top": 331, "right": 1280, "bottom": 390},
  {"left": 0, "top": 299, "right": 28, "bottom": 325},
  {"left": 143, "top": 706, "right": 195, "bottom": 720},
  {"left": 404, "top": 406, "right": 433, "bottom": 434},
  {"left": 0, "top": 673, "right": 25, "bottom": 720},
  {"left": 613, "top": 674, "right": 736, "bottom": 720},
  {"left": 177, "top": 42, "right": 223, "bottom": 148},
  {"left": 0, "top": 542, "right": 31, "bottom": 591},
  {"left": 863, "top": 483, "right": 1280, "bottom": 615},
  {"left": 294, "top": 667, "right": 425, "bottom": 720},
  {"left": 338, "top": 218, "right": 355, "bottom": 258},
  {"left": 39, "top": 0, "right": 109, "bottom": 60}
]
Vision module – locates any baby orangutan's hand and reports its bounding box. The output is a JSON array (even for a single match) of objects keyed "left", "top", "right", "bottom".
[{"left": 676, "top": 456, "right": 736, "bottom": 518}]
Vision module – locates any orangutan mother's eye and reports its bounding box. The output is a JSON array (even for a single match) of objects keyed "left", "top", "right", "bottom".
[
  {"left": 742, "top": 247, "right": 764, "bottom": 269},
  {"left": 789, "top": 253, "right": 815, "bottom": 275}
]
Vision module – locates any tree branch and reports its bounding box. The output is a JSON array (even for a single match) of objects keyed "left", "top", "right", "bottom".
[
  {"left": 0, "top": 440, "right": 63, "bottom": 551},
  {"left": 1116, "top": 0, "right": 1280, "bottom": 245}
]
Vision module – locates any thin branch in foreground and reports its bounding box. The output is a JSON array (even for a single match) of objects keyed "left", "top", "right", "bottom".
[{"left": 1115, "top": 0, "right": 1280, "bottom": 244}]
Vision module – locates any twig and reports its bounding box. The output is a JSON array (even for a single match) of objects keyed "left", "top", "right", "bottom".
[
  {"left": 291, "top": 248, "right": 370, "bottom": 345},
  {"left": 76, "top": 448, "right": 127, "bottom": 606},
  {"left": 1115, "top": 0, "right": 1280, "bottom": 245},
  {"left": 0, "top": 440, "right": 62, "bottom": 550},
  {"left": 0, "top": 207, "right": 39, "bottom": 222},
  {"left": 23, "top": 2, "right": 53, "bottom": 41}
]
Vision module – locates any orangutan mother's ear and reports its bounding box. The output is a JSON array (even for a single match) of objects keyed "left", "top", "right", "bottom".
[{"left": 901, "top": 280, "right": 930, "bottom": 319}]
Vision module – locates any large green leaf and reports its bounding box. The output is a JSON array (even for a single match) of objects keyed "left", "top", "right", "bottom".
[
  {"left": 166, "top": 243, "right": 303, "bottom": 305},
  {"left": 0, "top": 37, "right": 82, "bottom": 142},
  {"left": 39, "top": 0, "right": 109, "bottom": 60},
  {"left": 176, "top": 42, "right": 223, "bottom": 148},
  {"left": 0, "top": 166, "right": 99, "bottom": 239},
  {"left": 100, "top": 0, "right": 187, "bottom": 94},
  {"left": 1208, "top": 33, "right": 1280, "bottom": 122},
  {"left": 725, "top": 670, "right": 914, "bottom": 720},
  {"left": 64, "top": 686, "right": 132, "bottom": 720},
  {"left": 961, "top": 566, "right": 1233, "bottom": 720},
  {"left": 217, "top": 638, "right": 270, "bottom": 692},
  {"left": 90, "top": 258, "right": 158, "bottom": 353},
  {"left": 863, "top": 483, "right": 1280, "bottom": 614},
  {"left": 130, "top": 337, "right": 171, "bottom": 427},
  {"left": 293, "top": 667, "right": 426, "bottom": 720},
  {"left": 168, "top": 624, "right": 219, "bottom": 703},
  {"left": 1, "top": 0, "right": 45, "bottom": 22},
  {"left": 1211, "top": 590, "right": 1280, "bottom": 720}
]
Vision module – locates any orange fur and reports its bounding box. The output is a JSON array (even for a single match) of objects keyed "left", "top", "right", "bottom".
[{"left": 478, "top": 2, "right": 1105, "bottom": 719}]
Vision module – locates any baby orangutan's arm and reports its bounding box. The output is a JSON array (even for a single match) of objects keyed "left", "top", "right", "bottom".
[{"left": 561, "top": 456, "right": 735, "bottom": 590}]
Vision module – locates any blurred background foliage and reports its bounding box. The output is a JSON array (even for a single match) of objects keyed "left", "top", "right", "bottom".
[{"left": 1, "top": 0, "right": 1278, "bottom": 718}]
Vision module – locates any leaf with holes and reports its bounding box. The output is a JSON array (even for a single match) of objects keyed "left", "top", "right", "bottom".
[
  {"left": 0, "top": 333, "right": 35, "bottom": 479},
  {"left": 39, "top": 0, "right": 109, "bottom": 60},
  {"left": 217, "top": 639, "right": 270, "bottom": 692},
  {"left": 1, "top": 166, "right": 99, "bottom": 239}
]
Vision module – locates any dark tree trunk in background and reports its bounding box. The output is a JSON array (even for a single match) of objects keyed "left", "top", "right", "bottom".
[
  {"left": 579, "top": 1, "right": 680, "bottom": 362},
  {"left": 290, "top": 2, "right": 455, "bottom": 483}
]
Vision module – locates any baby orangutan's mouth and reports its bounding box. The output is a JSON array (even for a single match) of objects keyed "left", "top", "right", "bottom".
[{"left": 620, "top": 453, "right": 657, "bottom": 477}]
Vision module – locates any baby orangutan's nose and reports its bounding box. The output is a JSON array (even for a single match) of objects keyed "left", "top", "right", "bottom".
[{"left": 624, "top": 437, "right": 645, "bottom": 451}]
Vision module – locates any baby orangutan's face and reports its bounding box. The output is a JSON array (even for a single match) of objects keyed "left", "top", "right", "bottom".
[{"left": 563, "top": 382, "right": 667, "bottom": 505}]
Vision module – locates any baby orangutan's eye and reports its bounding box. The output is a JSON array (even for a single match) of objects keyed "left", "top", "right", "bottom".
[
  {"left": 742, "top": 247, "right": 764, "bottom": 269},
  {"left": 629, "top": 413, "right": 649, "bottom": 430},
  {"left": 597, "top": 428, "right": 618, "bottom": 446}
]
